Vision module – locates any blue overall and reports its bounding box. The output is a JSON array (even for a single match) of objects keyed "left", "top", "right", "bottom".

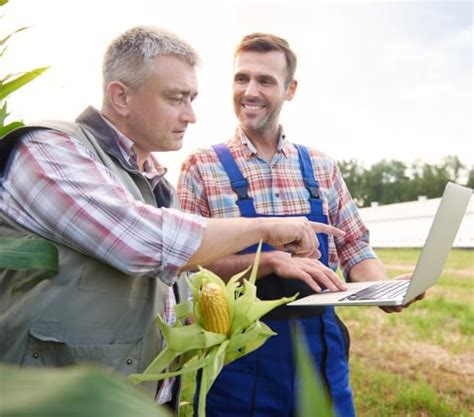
[{"left": 203, "top": 144, "right": 355, "bottom": 417}]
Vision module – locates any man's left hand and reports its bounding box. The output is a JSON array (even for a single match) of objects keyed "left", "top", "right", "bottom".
[{"left": 379, "top": 273, "right": 426, "bottom": 313}]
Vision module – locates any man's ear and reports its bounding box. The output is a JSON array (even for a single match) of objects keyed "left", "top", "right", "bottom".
[
  {"left": 105, "top": 81, "right": 130, "bottom": 116},
  {"left": 286, "top": 79, "right": 298, "bottom": 101}
]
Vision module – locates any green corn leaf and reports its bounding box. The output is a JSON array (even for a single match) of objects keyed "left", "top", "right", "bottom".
[
  {"left": 179, "top": 366, "right": 198, "bottom": 417},
  {"left": 226, "top": 265, "right": 251, "bottom": 323},
  {"left": 0, "top": 237, "right": 58, "bottom": 292},
  {"left": 0, "top": 120, "right": 23, "bottom": 137},
  {"left": 0, "top": 27, "right": 29, "bottom": 48},
  {"left": 178, "top": 355, "right": 203, "bottom": 417},
  {"left": 224, "top": 321, "right": 276, "bottom": 364},
  {"left": 157, "top": 318, "right": 226, "bottom": 351},
  {"left": 0, "top": 364, "right": 171, "bottom": 417},
  {"left": 129, "top": 347, "right": 180, "bottom": 383},
  {"left": 232, "top": 286, "right": 296, "bottom": 334},
  {"left": 0, "top": 100, "right": 7, "bottom": 120},
  {"left": 226, "top": 321, "right": 275, "bottom": 353},
  {"left": 197, "top": 341, "right": 230, "bottom": 417},
  {"left": 133, "top": 353, "right": 212, "bottom": 382},
  {"left": 248, "top": 240, "right": 263, "bottom": 284},
  {"left": 0, "top": 67, "right": 49, "bottom": 101},
  {"left": 175, "top": 300, "right": 193, "bottom": 321},
  {"left": 293, "top": 323, "right": 334, "bottom": 417}
]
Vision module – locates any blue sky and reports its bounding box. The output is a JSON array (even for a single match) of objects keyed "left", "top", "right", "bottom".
[{"left": 3, "top": 0, "right": 472, "bottom": 184}]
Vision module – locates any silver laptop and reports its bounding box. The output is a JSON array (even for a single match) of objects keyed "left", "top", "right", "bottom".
[{"left": 289, "top": 182, "right": 472, "bottom": 307}]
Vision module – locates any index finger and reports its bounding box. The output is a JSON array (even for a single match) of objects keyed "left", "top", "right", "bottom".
[{"left": 309, "top": 222, "right": 345, "bottom": 237}]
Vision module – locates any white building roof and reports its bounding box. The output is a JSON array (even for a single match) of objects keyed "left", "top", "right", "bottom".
[{"left": 358, "top": 193, "right": 474, "bottom": 248}]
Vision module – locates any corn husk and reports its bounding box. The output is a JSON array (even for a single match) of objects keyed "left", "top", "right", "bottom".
[{"left": 129, "top": 241, "right": 297, "bottom": 417}]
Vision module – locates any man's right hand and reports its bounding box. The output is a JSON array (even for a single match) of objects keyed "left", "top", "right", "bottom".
[
  {"left": 261, "top": 217, "right": 345, "bottom": 259},
  {"left": 268, "top": 251, "right": 347, "bottom": 293}
]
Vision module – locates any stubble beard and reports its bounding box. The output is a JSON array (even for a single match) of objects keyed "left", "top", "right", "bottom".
[{"left": 239, "top": 107, "right": 281, "bottom": 137}]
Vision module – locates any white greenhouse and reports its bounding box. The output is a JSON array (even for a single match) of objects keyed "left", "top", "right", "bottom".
[{"left": 359, "top": 193, "right": 474, "bottom": 248}]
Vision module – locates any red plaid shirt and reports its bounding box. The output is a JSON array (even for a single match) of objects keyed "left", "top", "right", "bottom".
[
  {"left": 178, "top": 127, "right": 375, "bottom": 277},
  {"left": 0, "top": 119, "right": 205, "bottom": 282}
]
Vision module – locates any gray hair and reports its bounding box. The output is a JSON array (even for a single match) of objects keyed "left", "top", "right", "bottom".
[{"left": 102, "top": 26, "right": 200, "bottom": 92}]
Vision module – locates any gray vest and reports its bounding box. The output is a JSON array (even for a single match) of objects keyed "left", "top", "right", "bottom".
[{"left": 0, "top": 108, "right": 188, "bottom": 396}]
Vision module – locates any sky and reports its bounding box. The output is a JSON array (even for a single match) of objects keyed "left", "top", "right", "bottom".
[{"left": 3, "top": 0, "right": 473, "bottom": 184}]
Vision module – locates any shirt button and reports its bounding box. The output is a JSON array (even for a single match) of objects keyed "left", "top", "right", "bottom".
[
  {"left": 275, "top": 193, "right": 280, "bottom": 198},
  {"left": 32, "top": 352, "right": 40, "bottom": 359},
  {"left": 126, "top": 358, "right": 133, "bottom": 365}
]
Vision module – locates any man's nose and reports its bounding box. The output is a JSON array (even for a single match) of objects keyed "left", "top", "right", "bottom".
[
  {"left": 182, "top": 102, "right": 197, "bottom": 124},
  {"left": 243, "top": 79, "right": 259, "bottom": 97}
]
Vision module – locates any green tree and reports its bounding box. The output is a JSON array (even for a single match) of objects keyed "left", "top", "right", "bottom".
[
  {"left": 442, "top": 155, "right": 464, "bottom": 183},
  {"left": 340, "top": 156, "right": 469, "bottom": 207},
  {"left": 466, "top": 166, "right": 474, "bottom": 189},
  {"left": 360, "top": 159, "right": 410, "bottom": 207},
  {"left": 411, "top": 161, "right": 451, "bottom": 199},
  {"left": 337, "top": 159, "right": 365, "bottom": 206}
]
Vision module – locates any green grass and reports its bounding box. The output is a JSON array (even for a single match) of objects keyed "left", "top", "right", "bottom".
[
  {"left": 337, "top": 248, "right": 473, "bottom": 416},
  {"left": 350, "top": 361, "right": 471, "bottom": 417},
  {"left": 375, "top": 248, "right": 474, "bottom": 272},
  {"left": 383, "top": 295, "right": 474, "bottom": 343}
]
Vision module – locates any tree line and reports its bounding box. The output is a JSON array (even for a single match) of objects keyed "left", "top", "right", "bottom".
[{"left": 337, "top": 155, "right": 473, "bottom": 208}]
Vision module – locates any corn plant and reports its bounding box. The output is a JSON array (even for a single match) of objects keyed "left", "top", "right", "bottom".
[
  {"left": 130, "top": 242, "right": 297, "bottom": 417},
  {"left": 0, "top": 0, "right": 57, "bottom": 286},
  {"left": 0, "top": 0, "right": 49, "bottom": 137}
]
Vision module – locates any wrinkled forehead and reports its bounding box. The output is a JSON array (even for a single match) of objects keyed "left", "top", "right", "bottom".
[{"left": 150, "top": 54, "right": 198, "bottom": 93}]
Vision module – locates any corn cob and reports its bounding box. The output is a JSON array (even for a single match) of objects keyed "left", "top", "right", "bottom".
[{"left": 198, "top": 282, "right": 230, "bottom": 335}]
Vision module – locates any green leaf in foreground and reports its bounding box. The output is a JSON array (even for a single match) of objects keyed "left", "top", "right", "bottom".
[
  {"left": 293, "top": 322, "right": 334, "bottom": 417},
  {"left": 0, "top": 364, "right": 171, "bottom": 417}
]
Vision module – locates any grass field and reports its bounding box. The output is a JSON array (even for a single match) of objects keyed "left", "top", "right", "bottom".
[{"left": 337, "top": 248, "right": 474, "bottom": 417}]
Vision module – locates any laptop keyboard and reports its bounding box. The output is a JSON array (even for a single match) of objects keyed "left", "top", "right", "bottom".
[{"left": 340, "top": 280, "right": 410, "bottom": 301}]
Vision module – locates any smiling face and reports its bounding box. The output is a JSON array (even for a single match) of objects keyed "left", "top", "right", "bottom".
[
  {"left": 123, "top": 54, "right": 198, "bottom": 157},
  {"left": 233, "top": 50, "right": 296, "bottom": 139}
]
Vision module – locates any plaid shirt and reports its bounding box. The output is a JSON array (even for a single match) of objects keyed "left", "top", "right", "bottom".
[
  {"left": 0, "top": 120, "right": 205, "bottom": 282},
  {"left": 178, "top": 127, "right": 375, "bottom": 277},
  {"left": 0, "top": 116, "right": 205, "bottom": 404}
]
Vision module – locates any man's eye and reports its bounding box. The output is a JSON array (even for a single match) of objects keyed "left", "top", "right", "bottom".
[{"left": 170, "top": 97, "right": 183, "bottom": 104}]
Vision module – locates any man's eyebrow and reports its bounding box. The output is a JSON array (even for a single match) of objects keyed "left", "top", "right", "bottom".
[
  {"left": 165, "top": 88, "right": 198, "bottom": 99},
  {"left": 165, "top": 88, "right": 190, "bottom": 95},
  {"left": 258, "top": 74, "right": 277, "bottom": 82}
]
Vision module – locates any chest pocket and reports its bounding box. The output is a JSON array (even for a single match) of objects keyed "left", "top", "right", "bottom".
[{"left": 22, "top": 321, "right": 144, "bottom": 374}]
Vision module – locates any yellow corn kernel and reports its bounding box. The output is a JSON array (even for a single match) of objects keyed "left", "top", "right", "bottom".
[{"left": 199, "top": 282, "right": 230, "bottom": 335}]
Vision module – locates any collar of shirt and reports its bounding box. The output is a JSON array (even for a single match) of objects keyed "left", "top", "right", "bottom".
[
  {"left": 234, "top": 126, "right": 291, "bottom": 160},
  {"left": 99, "top": 113, "right": 167, "bottom": 188}
]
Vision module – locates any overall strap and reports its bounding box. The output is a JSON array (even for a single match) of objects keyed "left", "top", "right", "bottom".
[
  {"left": 294, "top": 144, "right": 323, "bottom": 213},
  {"left": 212, "top": 144, "right": 257, "bottom": 216}
]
